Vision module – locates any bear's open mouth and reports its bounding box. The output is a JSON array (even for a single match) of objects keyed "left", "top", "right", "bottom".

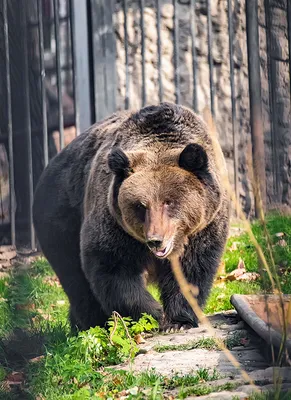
[{"left": 152, "top": 239, "right": 173, "bottom": 259}]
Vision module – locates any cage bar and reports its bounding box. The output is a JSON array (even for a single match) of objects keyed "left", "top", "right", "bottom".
[
  {"left": 173, "top": 0, "right": 180, "bottom": 104},
  {"left": 156, "top": 0, "right": 163, "bottom": 103},
  {"left": 140, "top": 0, "right": 146, "bottom": 107},
  {"left": 190, "top": 0, "right": 198, "bottom": 112},
  {"left": 53, "top": 0, "right": 64, "bottom": 150},
  {"left": 23, "top": 1, "right": 36, "bottom": 250},
  {"left": 38, "top": 0, "right": 49, "bottom": 167},
  {"left": 206, "top": 0, "right": 215, "bottom": 116},
  {"left": 123, "top": 0, "right": 130, "bottom": 109},
  {"left": 246, "top": 0, "right": 266, "bottom": 215},
  {"left": 3, "top": 0, "right": 15, "bottom": 246},
  {"left": 227, "top": 0, "right": 239, "bottom": 205}
]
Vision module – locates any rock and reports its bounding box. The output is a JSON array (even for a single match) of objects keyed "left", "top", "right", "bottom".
[
  {"left": 113, "top": 312, "right": 269, "bottom": 377},
  {"left": 186, "top": 391, "right": 250, "bottom": 399},
  {"left": 249, "top": 367, "right": 291, "bottom": 383}
]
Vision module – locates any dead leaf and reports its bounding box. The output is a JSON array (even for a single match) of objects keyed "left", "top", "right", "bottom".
[
  {"left": 43, "top": 276, "right": 62, "bottom": 287},
  {"left": 15, "top": 303, "right": 35, "bottom": 311},
  {"left": 37, "top": 309, "right": 52, "bottom": 321},
  {"left": 277, "top": 239, "right": 287, "bottom": 247},
  {"left": 95, "top": 392, "right": 106, "bottom": 399},
  {"left": 0, "top": 245, "right": 16, "bottom": 252},
  {"left": 213, "top": 279, "right": 227, "bottom": 288},
  {"left": 0, "top": 261, "right": 11, "bottom": 269},
  {"left": 216, "top": 261, "right": 226, "bottom": 277},
  {"left": 237, "top": 258, "right": 246, "bottom": 270},
  {"left": 127, "top": 387, "right": 139, "bottom": 395},
  {"left": 229, "top": 242, "right": 238, "bottom": 251},
  {"left": 134, "top": 334, "right": 146, "bottom": 344},
  {"left": 275, "top": 232, "right": 285, "bottom": 238},
  {"left": 273, "top": 288, "right": 283, "bottom": 295},
  {"left": 6, "top": 371, "right": 24, "bottom": 386},
  {"left": 225, "top": 258, "right": 246, "bottom": 281},
  {"left": 56, "top": 300, "right": 66, "bottom": 306},
  {"left": 0, "top": 250, "right": 16, "bottom": 260},
  {"left": 237, "top": 272, "right": 260, "bottom": 282},
  {"left": 29, "top": 355, "right": 45, "bottom": 363}
]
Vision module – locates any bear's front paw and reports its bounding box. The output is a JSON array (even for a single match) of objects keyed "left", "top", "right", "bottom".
[
  {"left": 159, "top": 321, "right": 196, "bottom": 334},
  {"left": 160, "top": 311, "right": 199, "bottom": 333}
]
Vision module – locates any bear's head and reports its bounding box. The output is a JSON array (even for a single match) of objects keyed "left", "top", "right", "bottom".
[{"left": 108, "top": 142, "right": 222, "bottom": 259}]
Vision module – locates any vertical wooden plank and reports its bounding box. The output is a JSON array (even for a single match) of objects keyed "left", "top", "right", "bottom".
[
  {"left": 173, "top": 0, "right": 180, "bottom": 104},
  {"left": 246, "top": 0, "right": 266, "bottom": 215},
  {"left": 23, "top": 0, "right": 36, "bottom": 250},
  {"left": 70, "top": 0, "right": 92, "bottom": 133},
  {"left": 3, "top": 0, "right": 15, "bottom": 245},
  {"left": 90, "top": 0, "right": 117, "bottom": 122},
  {"left": 206, "top": 0, "right": 215, "bottom": 116},
  {"left": 227, "top": 0, "right": 239, "bottom": 206}
]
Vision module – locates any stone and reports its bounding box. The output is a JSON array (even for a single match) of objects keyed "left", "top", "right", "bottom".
[{"left": 186, "top": 391, "right": 250, "bottom": 399}]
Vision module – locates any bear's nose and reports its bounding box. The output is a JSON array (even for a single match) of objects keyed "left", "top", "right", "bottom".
[{"left": 147, "top": 236, "right": 163, "bottom": 249}]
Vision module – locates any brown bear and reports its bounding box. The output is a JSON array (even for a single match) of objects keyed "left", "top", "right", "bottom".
[{"left": 33, "top": 102, "right": 230, "bottom": 332}]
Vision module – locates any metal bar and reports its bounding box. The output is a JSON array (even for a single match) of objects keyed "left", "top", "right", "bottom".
[
  {"left": 23, "top": 1, "right": 36, "bottom": 250},
  {"left": 264, "top": 0, "right": 279, "bottom": 196},
  {"left": 38, "top": 0, "right": 49, "bottom": 167},
  {"left": 123, "top": 0, "right": 130, "bottom": 109},
  {"left": 246, "top": 0, "right": 266, "bottom": 215},
  {"left": 156, "top": 0, "right": 163, "bottom": 103},
  {"left": 190, "top": 0, "right": 198, "bottom": 112},
  {"left": 53, "top": 0, "right": 64, "bottom": 149},
  {"left": 3, "top": 0, "right": 15, "bottom": 246},
  {"left": 227, "top": 0, "right": 239, "bottom": 206},
  {"left": 140, "top": 0, "right": 146, "bottom": 107},
  {"left": 173, "top": 0, "right": 180, "bottom": 104},
  {"left": 206, "top": 0, "right": 215, "bottom": 116},
  {"left": 287, "top": 0, "right": 291, "bottom": 105}
]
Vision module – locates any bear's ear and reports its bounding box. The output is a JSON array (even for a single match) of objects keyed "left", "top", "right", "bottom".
[
  {"left": 179, "top": 143, "right": 209, "bottom": 177},
  {"left": 108, "top": 148, "right": 131, "bottom": 177}
]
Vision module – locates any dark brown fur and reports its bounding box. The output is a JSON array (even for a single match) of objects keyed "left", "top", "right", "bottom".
[{"left": 33, "top": 103, "right": 230, "bottom": 331}]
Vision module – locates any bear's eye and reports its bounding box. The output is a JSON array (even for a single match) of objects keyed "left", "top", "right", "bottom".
[{"left": 134, "top": 202, "right": 147, "bottom": 222}]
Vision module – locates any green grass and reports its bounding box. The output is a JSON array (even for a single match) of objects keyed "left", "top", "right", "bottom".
[
  {"left": 223, "top": 213, "right": 291, "bottom": 287},
  {"left": 205, "top": 213, "right": 291, "bottom": 314},
  {"left": 204, "top": 281, "right": 261, "bottom": 314}
]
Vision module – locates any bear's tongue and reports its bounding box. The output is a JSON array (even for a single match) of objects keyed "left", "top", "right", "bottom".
[
  {"left": 155, "top": 248, "right": 167, "bottom": 257},
  {"left": 154, "top": 240, "right": 172, "bottom": 258}
]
